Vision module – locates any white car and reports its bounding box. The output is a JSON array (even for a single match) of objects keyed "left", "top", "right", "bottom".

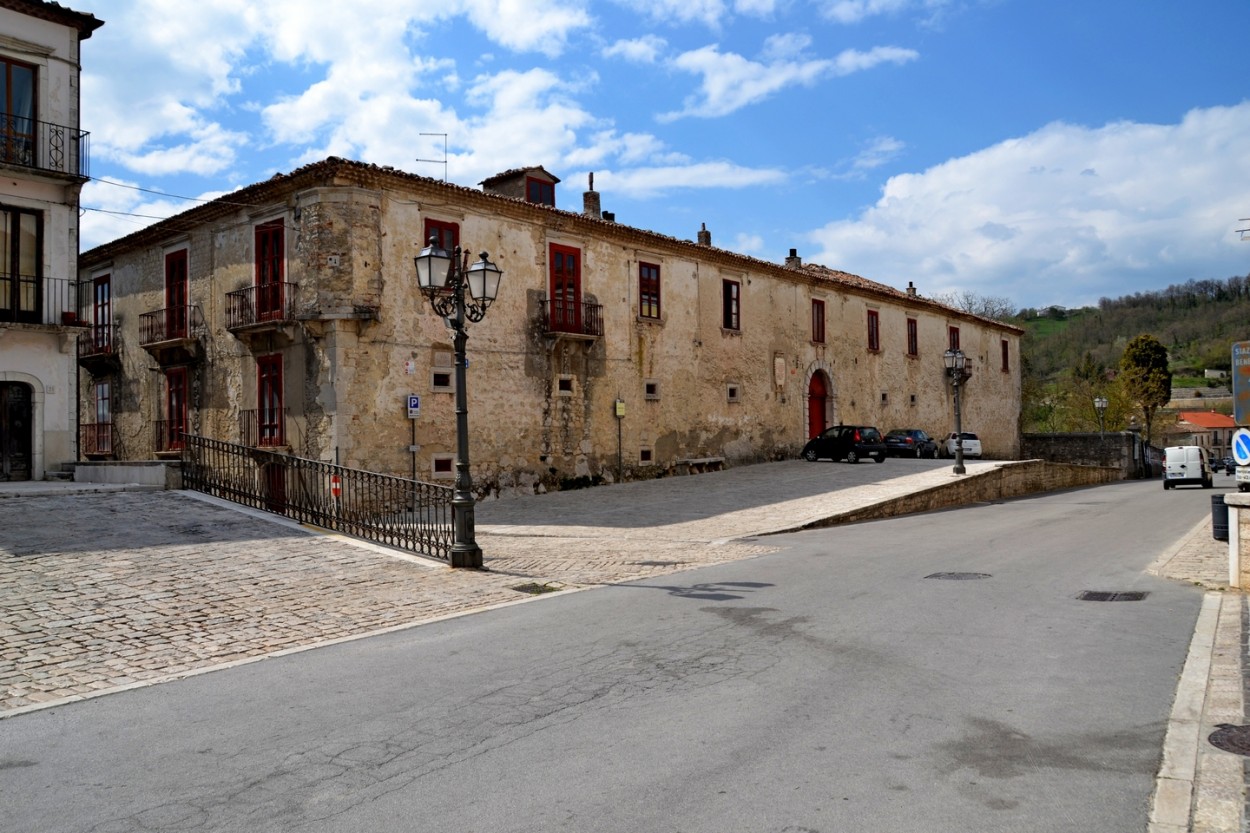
[{"left": 943, "top": 432, "right": 982, "bottom": 458}]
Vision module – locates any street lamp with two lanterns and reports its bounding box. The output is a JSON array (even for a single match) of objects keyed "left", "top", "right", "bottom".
[{"left": 413, "top": 238, "right": 503, "bottom": 568}]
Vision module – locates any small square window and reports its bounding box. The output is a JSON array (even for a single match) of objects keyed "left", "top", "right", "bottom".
[
  {"left": 557, "top": 376, "right": 574, "bottom": 396},
  {"left": 727, "top": 384, "right": 741, "bottom": 403},
  {"left": 640, "top": 448, "right": 653, "bottom": 464},
  {"left": 432, "top": 370, "right": 453, "bottom": 392},
  {"left": 432, "top": 455, "right": 454, "bottom": 479},
  {"left": 644, "top": 380, "right": 660, "bottom": 400}
]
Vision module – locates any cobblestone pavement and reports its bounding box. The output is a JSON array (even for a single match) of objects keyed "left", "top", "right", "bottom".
[
  {"left": 1, "top": 465, "right": 1246, "bottom": 831},
  {"left": 0, "top": 460, "right": 990, "bottom": 715}
]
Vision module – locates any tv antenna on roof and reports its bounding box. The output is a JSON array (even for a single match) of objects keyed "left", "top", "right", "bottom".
[
  {"left": 417, "top": 133, "right": 448, "bottom": 182},
  {"left": 1238, "top": 218, "right": 1250, "bottom": 241}
]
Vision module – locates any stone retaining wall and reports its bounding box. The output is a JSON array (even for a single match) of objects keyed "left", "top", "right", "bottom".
[{"left": 810, "top": 460, "right": 1122, "bottom": 527}]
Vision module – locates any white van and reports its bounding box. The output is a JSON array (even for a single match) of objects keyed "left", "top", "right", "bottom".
[{"left": 1164, "top": 445, "right": 1213, "bottom": 490}]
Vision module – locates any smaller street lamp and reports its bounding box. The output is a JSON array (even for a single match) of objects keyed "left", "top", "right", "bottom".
[
  {"left": 943, "top": 348, "right": 969, "bottom": 475},
  {"left": 1094, "top": 396, "right": 1108, "bottom": 438},
  {"left": 414, "top": 237, "right": 503, "bottom": 568}
]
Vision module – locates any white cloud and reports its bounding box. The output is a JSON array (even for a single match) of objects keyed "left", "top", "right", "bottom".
[
  {"left": 615, "top": 0, "right": 731, "bottom": 28},
  {"left": 819, "top": 0, "right": 950, "bottom": 25},
  {"left": 806, "top": 102, "right": 1250, "bottom": 308},
  {"left": 660, "top": 40, "right": 916, "bottom": 120},
  {"left": 593, "top": 161, "right": 786, "bottom": 197},
  {"left": 603, "top": 35, "right": 667, "bottom": 63}
]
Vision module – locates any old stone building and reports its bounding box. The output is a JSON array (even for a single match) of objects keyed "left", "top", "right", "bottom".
[
  {"left": 76, "top": 157, "right": 1022, "bottom": 495},
  {"left": 0, "top": 0, "right": 101, "bottom": 481}
]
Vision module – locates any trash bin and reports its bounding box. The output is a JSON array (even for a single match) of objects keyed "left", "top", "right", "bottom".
[{"left": 1212, "top": 494, "right": 1229, "bottom": 541}]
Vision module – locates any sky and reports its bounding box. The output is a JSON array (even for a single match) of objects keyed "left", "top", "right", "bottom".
[{"left": 76, "top": 0, "right": 1250, "bottom": 311}]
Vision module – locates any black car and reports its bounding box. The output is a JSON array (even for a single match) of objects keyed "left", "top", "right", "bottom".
[
  {"left": 801, "top": 425, "right": 887, "bottom": 464},
  {"left": 884, "top": 428, "right": 939, "bottom": 459}
]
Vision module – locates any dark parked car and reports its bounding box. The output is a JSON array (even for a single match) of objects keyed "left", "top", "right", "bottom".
[
  {"left": 884, "top": 428, "right": 939, "bottom": 459},
  {"left": 801, "top": 425, "right": 887, "bottom": 464}
]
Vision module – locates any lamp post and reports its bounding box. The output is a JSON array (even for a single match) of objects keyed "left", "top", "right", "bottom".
[
  {"left": 1094, "top": 396, "right": 1108, "bottom": 438},
  {"left": 943, "top": 348, "right": 968, "bottom": 475},
  {"left": 414, "top": 238, "right": 503, "bottom": 568}
]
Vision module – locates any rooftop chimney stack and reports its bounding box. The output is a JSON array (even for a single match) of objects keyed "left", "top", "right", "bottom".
[
  {"left": 583, "top": 172, "right": 601, "bottom": 219},
  {"left": 785, "top": 248, "right": 802, "bottom": 268},
  {"left": 697, "top": 222, "right": 711, "bottom": 246},
  {"left": 906, "top": 281, "right": 917, "bottom": 297}
]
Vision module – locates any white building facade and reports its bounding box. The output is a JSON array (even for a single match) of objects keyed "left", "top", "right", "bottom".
[{"left": 0, "top": 0, "right": 100, "bottom": 481}]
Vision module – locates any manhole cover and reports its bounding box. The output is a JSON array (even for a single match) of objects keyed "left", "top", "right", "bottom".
[
  {"left": 1209, "top": 724, "right": 1250, "bottom": 756},
  {"left": 924, "top": 572, "right": 992, "bottom": 580},
  {"left": 1077, "top": 591, "right": 1148, "bottom": 602}
]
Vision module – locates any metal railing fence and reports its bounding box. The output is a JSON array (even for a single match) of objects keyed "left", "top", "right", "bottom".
[
  {"left": 182, "top": 434, "right": 454, "bottom": 561},
  {"left": 0, "top": 116, "right": 90, "bottom": 177},
  {"left": 540, "top": 299, "right": 604, "bottom": 337}
]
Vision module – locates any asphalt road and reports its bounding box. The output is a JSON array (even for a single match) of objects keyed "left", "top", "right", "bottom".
[{"left": 2, "top": 480, "right": 1209, "bottom": 832}]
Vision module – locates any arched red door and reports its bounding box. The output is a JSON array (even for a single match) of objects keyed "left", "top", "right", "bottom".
[{"left": 807, "top": 373, "right": 828, "bottom": 439}]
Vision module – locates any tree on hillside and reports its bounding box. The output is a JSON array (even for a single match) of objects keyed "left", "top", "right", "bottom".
[
  {"left": 1119, "top": 334, "right": 1172, "bottom": 444},
  {"left": 930, "top": 290, "right": 1016, "bottom": 322}
]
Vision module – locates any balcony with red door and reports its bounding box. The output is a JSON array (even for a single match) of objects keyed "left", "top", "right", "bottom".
[
  {"left": 76, "top": 322, "right": 121, "bottom": 376},
  {"left": 79, "top": 421, "right": 116, "bottom": 459},
  {"left": 239, "top": 408, "right": 297, "bottom": 450},
  {"left": 139, "top": 304, "right": 204, "bottom": 366},
  {"left": 225, "top": 282, "right": 299, "bottom": 348},
  {"left": 540, "top": 297, "right": 604, "bottom": 341}
]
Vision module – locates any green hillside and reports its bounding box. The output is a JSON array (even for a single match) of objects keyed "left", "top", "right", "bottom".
[{"left": 1012, "top": 275, "right": 1250, "bottom": 436}]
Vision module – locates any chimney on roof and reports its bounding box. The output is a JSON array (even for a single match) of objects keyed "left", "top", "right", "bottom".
[
  {"left": 697, "top": 223, "right": 711, "bottom": 246},
  {"left": 583, "top": 172, "right": 601, "bottom": 219},
  {"left": 906, "top": 281, "right": 917, "bottom": 297},
  {"left": 602, "top": 211, "right": 615, "bottom": 222},
  {"left": 785, "top": 248, "right": 802, "bottom": 268}
]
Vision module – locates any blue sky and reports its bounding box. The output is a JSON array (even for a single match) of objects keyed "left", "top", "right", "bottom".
[{"left": 78, "top": 0, "right": 1250, "bottom": 311}]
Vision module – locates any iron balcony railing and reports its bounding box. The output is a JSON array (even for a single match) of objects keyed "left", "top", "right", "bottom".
[
  {"left": 0, "top": 274, "right": 81, "bottom": 325},
  {"left": 540, "top": 299, "right": 604, "bottom": 337},
  {"left": 139, "top": 305, "right": 202, "bottom": 345},
  {"left": 0, "top": 116, "right": 90, "bottom": 178},
  {"left": 226, "top": 282, "right": 297, "bottom": 330},
  {"left": 239, "top": 408, "right": 289, "bottom": 448},
  {"left": 154, "top": 420, "right": 186, "bottom": 453},
  {"left": 77, "top": 322, "right": 119, "bottom": 359},
  {"left": 79, "top": 422, "right": 115, "bottom": 457},
  {"left": 182, "top": 435, "right": 455, "bottom": 561}
]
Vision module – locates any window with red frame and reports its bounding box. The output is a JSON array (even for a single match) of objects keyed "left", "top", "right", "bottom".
[
  {"left": 92, "top": 274, "right": 111, "bottom": 350},
  {"left": 867, "top": 309, "right": 880, "bottom": 351},
  {"left": 165, "top": 367, "right": 188, "bottom": 450},
  {"left": 257, "top": 354, "right": 284, "bottom": 447},
  {"left": 906, "top": 317, "right": 918, "bottom": 356},
  {"left": 812, "top": 299, "right": 825, "bottom": 343},
  {"left": 1001, "top": 339, "right": 1009, "bottom": 372},
  {"left": 948, "top": 326, "right": 960, "bottom": 351},
  {"left": 722, "top": 279, "right": 740, "bottom": 330},
  {"left": 526, "top": 177, "right": 555, "bottom": 206},
  {"left": 255, "top": 220, "right": 284, "bottom": 320},
  {"left": 423, "top": 218, "right": 459, "bottom": 251},
  {"left": 639, "top": 262, "right": 660, "bottom": 319},
  {"left": 165, "top": 249, "right": 188, "bottom": 339}
]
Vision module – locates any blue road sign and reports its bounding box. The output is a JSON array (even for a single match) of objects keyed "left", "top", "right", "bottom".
[{"left": 1233, "top": 429, "right": 1250, "bottom": 466}]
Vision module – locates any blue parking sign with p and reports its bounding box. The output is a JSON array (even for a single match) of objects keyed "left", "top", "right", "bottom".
[{"left": 407, "top": 394, "right": 420, "bottom": 418}]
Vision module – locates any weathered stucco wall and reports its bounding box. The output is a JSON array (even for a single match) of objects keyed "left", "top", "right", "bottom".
[{"left": 79, "top": 161, "right": 1023, "bottom": 496}]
